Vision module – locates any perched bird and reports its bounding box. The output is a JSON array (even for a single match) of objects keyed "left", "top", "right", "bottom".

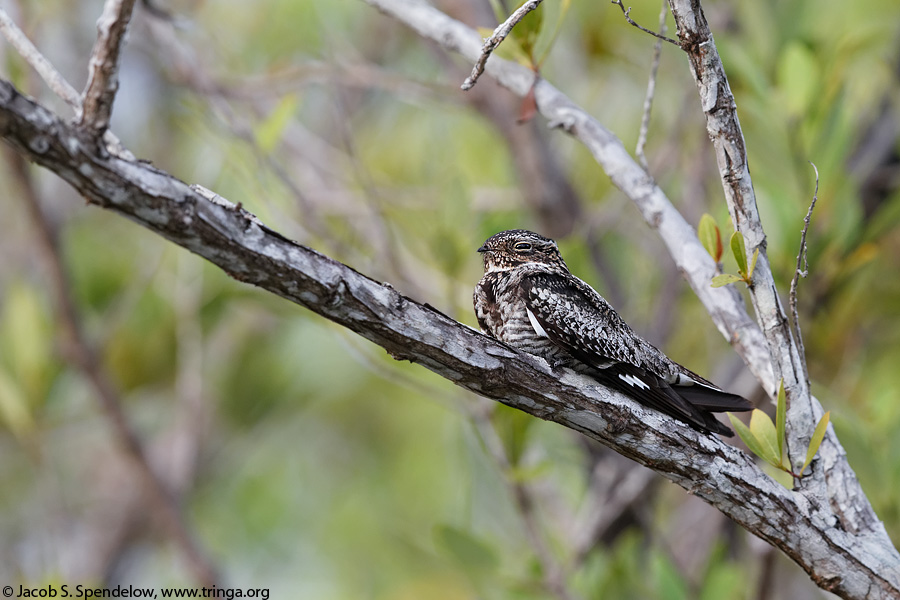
[{"left": 473, "top": 229, "right": 752, "bottom": 436}]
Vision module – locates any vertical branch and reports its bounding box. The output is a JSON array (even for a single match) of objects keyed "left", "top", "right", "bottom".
[
  {"left": 571, "top": 462, "right": 655, "bottom": 565},
  {"left": 663, "top": 0, "right": 882, "bottom": 535},
  {"left": 80, "top": 0, "right": 138, "bottom": 132},
  {"left": 663, "top": 0, "right": 814, "bottom": 474}
]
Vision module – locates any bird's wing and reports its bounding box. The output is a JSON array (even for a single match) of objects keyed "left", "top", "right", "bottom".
[
  {"left": 521, "top": 272, "right": 645, "bottom": 366},
  {"left": 520, "top": 272, "right": 748, "bottom": 434}
]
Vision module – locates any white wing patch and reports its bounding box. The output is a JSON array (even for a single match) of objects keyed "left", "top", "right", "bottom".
[
  {"left": 672, "top": 372, "right": 721, "bottom": 390},
  {"left": 674, "top": 373, "right": 696, "bottom": 386},
  {"left": 619, "top": 373, "right": 650, "bottom": 391},
  {"left": 525, "top": 307, "right": 549, "bottom": 338}
]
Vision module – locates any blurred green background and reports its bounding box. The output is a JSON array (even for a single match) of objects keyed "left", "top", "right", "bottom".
[{"left": 1, "top": 0, "right": 898, "bottom": 598}]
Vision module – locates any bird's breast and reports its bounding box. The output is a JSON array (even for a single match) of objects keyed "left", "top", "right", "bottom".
[{"left": 475, "top": 271, "right": 571, "bottom": 364}]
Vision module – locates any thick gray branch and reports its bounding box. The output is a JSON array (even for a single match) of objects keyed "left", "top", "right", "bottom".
[{"left": 1, "top": 76, "right": 897, "bottom": 600}]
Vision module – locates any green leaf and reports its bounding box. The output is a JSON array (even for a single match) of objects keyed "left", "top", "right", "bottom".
[
  {"left": 750, "top": 409, "right": 782, "bottom": 467},
  {"left": 730, "top": 231, "right": 748, "bottom": 275},
  {"left": 728, "top": 412, "right": 768, "bottom": 464},
  {"left": 711, "top": 274, "right": 743, "bottom": 288},
  {"left": 255, "top": 94, "right": 300, "bottom": 153},
  {"left": 776, "top": 379, "right": 786, "bottom": 466},
  {"left": 748, "top": 247, "right": 760, "bottom": 279},
  {"left": 698, "top": 214, "right": 723, "bottom": 263},
  {"left": 801, "top": 411, "right": 830, "bottom": 474}
]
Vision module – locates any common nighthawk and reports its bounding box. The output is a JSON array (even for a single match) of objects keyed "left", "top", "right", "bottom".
[{"left": 474, "top": 229, "right": 752, "bottom": 436}]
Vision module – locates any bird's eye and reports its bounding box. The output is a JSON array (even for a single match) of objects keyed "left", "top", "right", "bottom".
[{"left": 513, "top": 242, "right": 533, "bottom": 252}]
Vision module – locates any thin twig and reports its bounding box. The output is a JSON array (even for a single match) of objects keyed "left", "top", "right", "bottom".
[
  {"left": 6, "top": 150, "right": 219, "bottom": 588},
  {"left": 461, "top": 0, "right": 543, "bottom": 91},
  {"left": 471, "top": 404, "right": 580, "bottom": 600},
  {"left": 611, "top": 0, "right": 681, "bottom": 48},
  {"left": 634, "top": 0, "right": 668, "bottom": 169},
  {"left": 0, "top": 8, "right": 82, "bottom": 111},
  {"left": 80, "top": 0, "right": 138, "bottom": 131},
  {"left": 789, "top": 162, "right": 819, "bottom": 386}
]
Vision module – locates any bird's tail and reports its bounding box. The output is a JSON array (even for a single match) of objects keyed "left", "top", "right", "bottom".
[{"left": 675, "top": 386, "right": 752, "bottom": 437}]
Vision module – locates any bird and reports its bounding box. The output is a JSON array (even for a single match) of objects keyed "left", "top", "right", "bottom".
[{"left": 473, "top": 229, "right": 752, "bottom": 436}]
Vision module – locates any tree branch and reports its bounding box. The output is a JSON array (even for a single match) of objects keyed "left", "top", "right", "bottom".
[
  {"left": 0, "top": 8, "right": 81, "bottom": 111},
  {"left": 0, "top": 6, "right": 134, "bottom": 159},
  {"left": 789, "top": 163, "right": 818, "bottom": 387},
  {"left": 460, "top": 0, "right": 543, "bottom": 91},
  {"left": 634, "top": 0, "right": 669, "bottom": 170},
  {"left": 664, "top": 0, "right": 876, "bottom": 546},
  {"left": 1, "top": 74, "right": 898, "bottom": 599},
  {"left": 80, "top": 0, "right": 137, "bottom": 131},
  {"left": 611, "top": 0, "right": 680, "bottom": 48}
]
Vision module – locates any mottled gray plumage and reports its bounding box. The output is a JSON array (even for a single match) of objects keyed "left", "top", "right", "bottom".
[{"left": 474, "top": 229, "right": 752, "bottom": 436}]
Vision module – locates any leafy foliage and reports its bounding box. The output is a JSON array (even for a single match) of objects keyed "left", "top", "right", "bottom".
[
  {"left": 729, "top": 380, "right": 830, "bottom": 481},
  {"left": 702, "top": 214, "right": 760, "bottom": 288}
]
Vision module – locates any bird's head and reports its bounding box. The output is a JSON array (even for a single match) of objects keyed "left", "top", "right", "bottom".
[{"left": 477, "top": 229, "right": 567, "bottom": 273}]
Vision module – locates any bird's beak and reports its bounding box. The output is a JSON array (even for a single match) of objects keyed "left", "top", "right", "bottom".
[{"left": 477, "top": 244, "right": 488, "bottom": 253}]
